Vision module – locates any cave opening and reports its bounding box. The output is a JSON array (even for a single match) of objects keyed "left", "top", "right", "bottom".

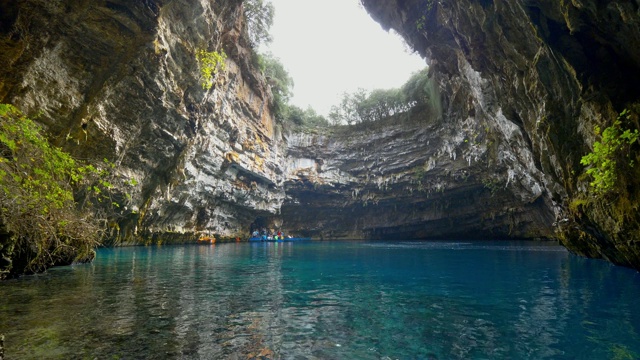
[{"left": 249, "top": 216, "right": 270, "bottom": 232}]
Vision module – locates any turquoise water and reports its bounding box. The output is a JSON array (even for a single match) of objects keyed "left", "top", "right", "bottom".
[{"left": 1, "top": 240, "right": 639, "bottom": 359}]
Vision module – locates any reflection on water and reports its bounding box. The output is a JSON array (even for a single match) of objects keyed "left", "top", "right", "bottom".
[{"left": 1, "top": 241, "right": 639, "bottom": 359}]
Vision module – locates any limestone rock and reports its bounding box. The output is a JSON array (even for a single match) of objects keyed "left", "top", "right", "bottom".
[
  {"left": 360, "top": 0, "right": 640, "bottom": 270},
  {"left": 0, "top": 0, "right": 284, "bottom": 242}
]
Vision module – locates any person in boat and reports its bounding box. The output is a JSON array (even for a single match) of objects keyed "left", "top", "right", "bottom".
[{"left": 277, "top": 230, "right": 282, "bottom": 239}]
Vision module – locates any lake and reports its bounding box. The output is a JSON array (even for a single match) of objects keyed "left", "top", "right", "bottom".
[{"left": 1, "top": 240, "right": 639, "bottom": 359}]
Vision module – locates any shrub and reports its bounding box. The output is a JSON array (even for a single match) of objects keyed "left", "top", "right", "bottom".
[
  {"left": 0, "top": 104, "right": 101, "bottom": 278},
  {"left": 196, "top": 49, "right": 227, "bottom": 90},
  {"left": 580, "top": 109, "right": 639, "bottom": 195}
]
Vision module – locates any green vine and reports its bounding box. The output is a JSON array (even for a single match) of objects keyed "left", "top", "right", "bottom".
[{"left": 196, "top": 49, "right": 227, "bottom": 90}]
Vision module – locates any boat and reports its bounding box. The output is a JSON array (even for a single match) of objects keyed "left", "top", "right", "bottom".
[
  {"left": 248, "top": 236, "right": 311, "bottom": 242},
  {"left": 197, "top": 236, "right": 216, "bottom": 244}
]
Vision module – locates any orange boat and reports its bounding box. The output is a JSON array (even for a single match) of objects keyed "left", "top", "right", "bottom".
[{"left": 197, "top": 236, "right": 216, "bottom": 244}]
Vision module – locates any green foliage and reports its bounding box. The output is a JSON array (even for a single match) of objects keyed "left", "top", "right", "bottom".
[
  {"left": 330, "top": 89, "right": 368, "bottom": 125},
  {"left": 285, "top": 105, "right": 329, "bottom": 127},
  {"left": 568, "top": 197, "right": 590, "bottom": 214},
  {"left": 414, "top": 0, "right": 436, "bottom": 31},
  {"left": 328, "top": 67, "right": 438, "bottom": 125},
  {"left": 243, "top": 0, "right": 275, "bottom": 48},
  {"left": 366, "top": 88, "right": 406, "bottom": 120},
  {"left": 416, "top": 15, "right": 427, "bottom": 31},
  {"left": 402, "top": 67, "right": 431, "bottom": 106},
  {"left": 580, "top": 109, "right": 639, "bottom": 195},
  {"left": 125, "top": 177, "right": 139, "bottom": 186},
  {"left": 252, "top": 52, "right": 328, "bottom": 128},
  {"left": 403, "top": 67, "right": 442, "bottom": 119},
  {"left": 257, "top": 52, "right": 294, "bottom": 120},
  {"left": 413, "top": 165, "right": 426, "bottom": 183},
  {"left": 196, "top": 49, "right": 227, "bottom": 90},
  {"left": 482, "top": 178, "right": 503, "bottom": 196},
  {"left": 0, "top": 104, "right": 101, "bottom": 278}
]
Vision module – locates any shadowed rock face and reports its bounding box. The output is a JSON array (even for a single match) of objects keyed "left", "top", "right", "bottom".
[
  {"left": 355, "top": 0, "right": 640, "bottom": 269},
  {"left": 281, "top": 109, "right": 555, "bottom": 241},
  {"left": 1, "top": 0, "right": 640, "bottom": 269}
]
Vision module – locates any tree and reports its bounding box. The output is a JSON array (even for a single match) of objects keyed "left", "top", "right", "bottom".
[
  {"left": 244, "top": 0, "right": 275, "bottom": 48},
  {"left": 352, "top": 88, "right": 370, "bottom": 123},
  {"left": 401, "top": 67, "right": 441, "bottom": 119},
  {"left": 336, "top": 90, "right": 362, "bottom": 125},
  {"left": 324, "top": 67, "right": 436, "bottom": 126},
  {"left": 254, "top": 53, "right": 330, "bottom": 128},
  {"left": 259, "top": 53, "right": 294, "bottom": 121},
  {"left": 365, "top": 88, "right": 407, "bottom": 121},
  {"left": 300, "top": 106, "right": 329, "bottom": 127},
  {"left": 328, "top": 106, "right": 343, "bottom": 126},
  {"left": 286, "top": 105, "right": 306, "bottom": 126},
  {"left": 282, "top": 105, "right": 329, "bottom": 127},
  {"left": 401, "top": 67, "right": 431, "bottom": 107}
]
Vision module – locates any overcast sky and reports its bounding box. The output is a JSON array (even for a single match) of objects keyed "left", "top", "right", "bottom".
[{"left": 261, "top": 0, "right": 427, "bottom": 117}]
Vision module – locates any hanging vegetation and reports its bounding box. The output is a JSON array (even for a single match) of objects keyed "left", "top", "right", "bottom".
[{"left": 0, "top": 104, "right": 107, "bottom": 278}]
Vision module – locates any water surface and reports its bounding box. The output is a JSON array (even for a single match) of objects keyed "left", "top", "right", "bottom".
[{"left": 1, "top": 240, "right": 639, "bottom": 359}]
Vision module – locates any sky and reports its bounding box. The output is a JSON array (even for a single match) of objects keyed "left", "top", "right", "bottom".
[{"left": 261, "top": 0, "right": 427, "bottom": 117}]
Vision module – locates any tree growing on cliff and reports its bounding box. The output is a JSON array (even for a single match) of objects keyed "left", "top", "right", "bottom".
[
  {"left": 327, "top": 67, "right": 437, "bottom": 125},
  {"left": 257, "top": 52, "right": 293, "bottom": 118},
  {"left": 244, "top": 0, "right": 275, "bottom": 48},
  {"left": 0, "top": 105, "right": 136, "bottom": 278},
  {"left": 286, "top": 105, "right": 329, "bottom": 127},
  {"left": 254, "top": 52, "right": 330, "bottom": 128}
]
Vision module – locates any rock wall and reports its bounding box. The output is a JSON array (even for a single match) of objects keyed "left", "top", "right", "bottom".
[
  {"left": 0, "top": 0, "right": 286, "bottom": 243},
  {"left": 281, "top": 109, "right": 555, "bottom": 241},
  {"left": 2, "top": 0, "right": 640, "bottom": 270},
  {"left": 359, "top": 0, "right": 640, "bottom": 269}
]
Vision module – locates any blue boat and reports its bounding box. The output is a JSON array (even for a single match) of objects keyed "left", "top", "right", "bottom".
[{"left": 248, "top": 236, "right": 311, "bottom": 242}]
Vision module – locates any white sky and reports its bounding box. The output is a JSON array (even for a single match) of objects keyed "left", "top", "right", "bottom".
[{"left": 261, "top": 0, "right": 427, "bottom": 117}]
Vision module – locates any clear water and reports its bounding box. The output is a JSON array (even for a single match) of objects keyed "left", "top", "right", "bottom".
[{"left": 1, "top": 240, "right": 639, "bottom": 360}]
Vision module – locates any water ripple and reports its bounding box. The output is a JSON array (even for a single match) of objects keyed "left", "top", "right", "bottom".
[{"left": 0, "top": 242, "right": 638, "bottom": 360}]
